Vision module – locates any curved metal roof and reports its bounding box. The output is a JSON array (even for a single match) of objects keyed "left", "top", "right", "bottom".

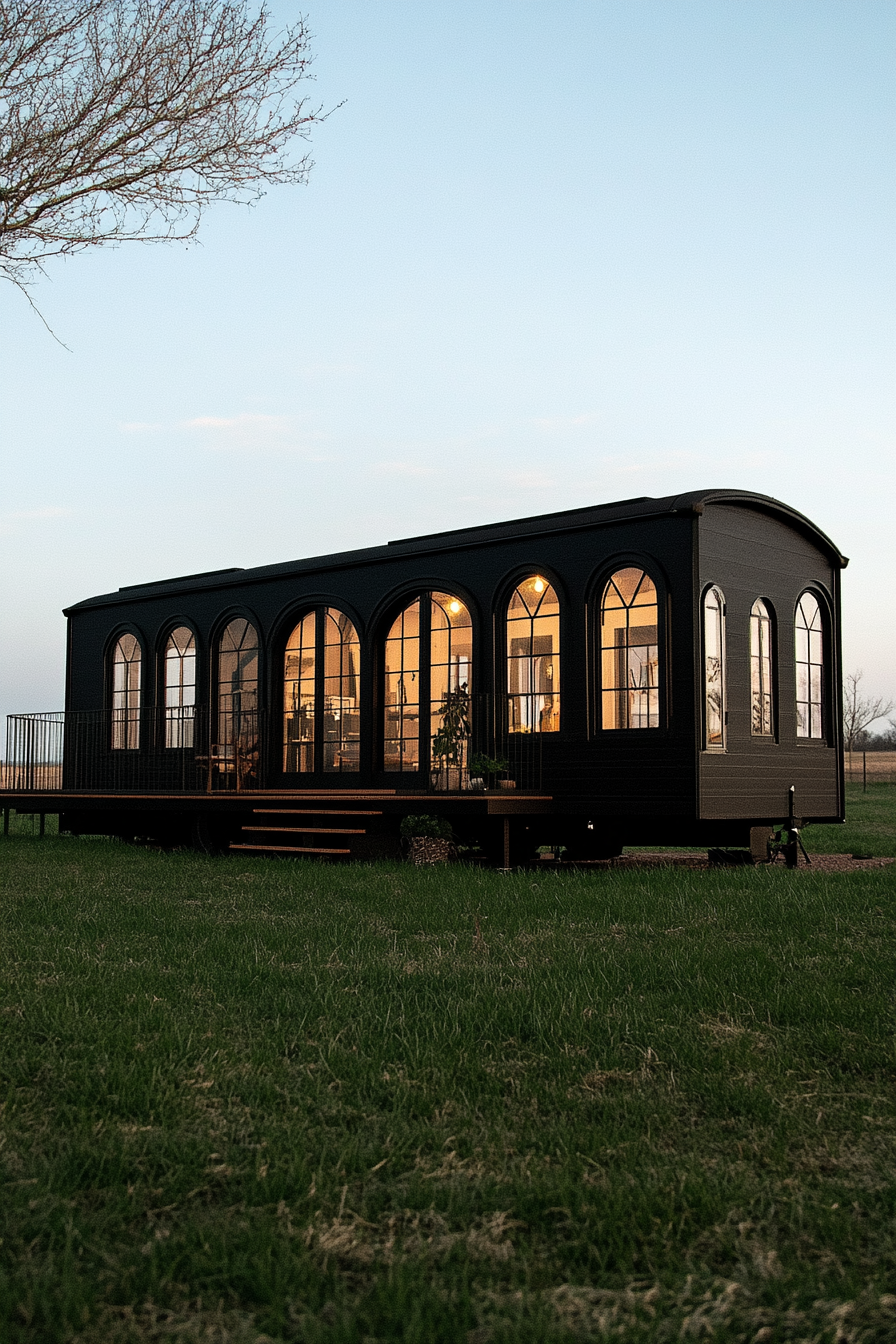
[{"left": 64, "top": 487, "right": 846, "bottom": 613}]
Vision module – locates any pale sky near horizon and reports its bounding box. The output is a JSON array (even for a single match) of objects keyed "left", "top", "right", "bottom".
[{"left": 1, "top": 0, "right": 894, "bottom": 725}]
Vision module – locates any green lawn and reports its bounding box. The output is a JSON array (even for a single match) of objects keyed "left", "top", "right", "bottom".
[
  {"left": 1, "top": 788, "right": 895, "bottom": 1342},
  {"left": 806, "top": 783, "right": 896, "bottom": 856}
]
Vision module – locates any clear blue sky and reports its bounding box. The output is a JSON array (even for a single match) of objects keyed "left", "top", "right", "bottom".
[{"left": 1, "top": 0, "right": 893, "bottom": 722}]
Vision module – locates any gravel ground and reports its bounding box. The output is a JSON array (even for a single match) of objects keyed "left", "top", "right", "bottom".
[{"left": 567, "top": 853, "right": 896, "bottom": 872}]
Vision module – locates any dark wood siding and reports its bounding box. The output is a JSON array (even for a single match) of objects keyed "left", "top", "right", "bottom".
[{"left": 697, "top": 505, "right": 841, "bottom": 822}]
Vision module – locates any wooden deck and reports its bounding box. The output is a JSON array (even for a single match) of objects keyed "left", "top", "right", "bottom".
[{"left": 0, "top": 788, "right": 554, "bottom": 817}]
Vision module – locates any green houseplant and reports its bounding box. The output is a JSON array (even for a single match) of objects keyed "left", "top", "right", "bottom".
[
  {"left": 430, "top": 682, "right": 470, "bottom": 791},
  {"left": 467, "top": 752, "right": 509, "bottom": 790}
]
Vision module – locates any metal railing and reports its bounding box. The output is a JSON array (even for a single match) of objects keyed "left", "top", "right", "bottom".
[
  {"left": 2, "top": 696, "right": 544, "bottom": 795},
  {"left": 3, "top": 707, "right": 265, "bottom": 794}
]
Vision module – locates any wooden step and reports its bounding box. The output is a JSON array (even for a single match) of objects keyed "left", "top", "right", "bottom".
[
  {"left": 241, "top": 825, "right": 366, "bottom": 835},
  {"left": 252, "top": 808, "right": 383, "bottom": 816},
  {"left": 230, "top": 842, "right": 351, "bottom": 855}
]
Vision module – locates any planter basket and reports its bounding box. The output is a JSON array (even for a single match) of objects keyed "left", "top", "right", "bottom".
[{"left": 408, "top": 836, "right": 455, "bottom": 866}]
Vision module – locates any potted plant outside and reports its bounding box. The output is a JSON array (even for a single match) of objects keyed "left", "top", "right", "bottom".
[
  {"left": 467, "top": 752, "right": 510, "bottom": 792},
  {"left": 400, "top": 813, "right": 455, "bottom": 865}
]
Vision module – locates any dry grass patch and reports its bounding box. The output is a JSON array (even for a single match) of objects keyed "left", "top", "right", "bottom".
[{"left": 309, "top": 1207, "right": 522, "bottom": 1267}]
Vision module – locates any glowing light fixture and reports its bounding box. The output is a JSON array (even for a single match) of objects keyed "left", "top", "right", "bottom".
[
  {"left": 533, "top": 577, "right": 545, "bottom": 594},
  {"left": 449, "top": 600, "right": 461, "bottom": 614}
]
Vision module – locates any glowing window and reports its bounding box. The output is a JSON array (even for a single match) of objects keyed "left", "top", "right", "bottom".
[
  {"left": 600, "top": 569, "right": 659, "bottom": 729},
  {"left": 383, "top": 593, "right": 473, "bottom": 773},
  {"left": 283, "top": 613, "right": 316, "bottom": 772},
  {"left": 384, "top": 600, "right": 420, "bottom": 771},
  {"left": 430, "top": 593, "right": 472, "bottom": 777},
  {"left": 322, "top": 610, "right": 361, "bottom": 773},
  {"left": 283, "top": 609, "right": 360, "bottom": 773},
  {"left": 111, "top": 633, "right": 141, "bottom": 750},
  {"left": 164, "top": 627, "right": 195, "bottom": 748},
  {"left": 750, "top": 600, "right": 774, "bottom": 736},
  {"left": 703, "top": 587, "right": 726, "bottom": 748},
  {"left": 507, "top": 577, "right": 560, "bottom": 733},
  {"left": 795, "top": 592, "right": 824, "bottom": 739}
]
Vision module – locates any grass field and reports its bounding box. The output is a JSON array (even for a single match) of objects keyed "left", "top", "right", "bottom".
[{"left": 1, "top": 787, "right": 895, "bottom": 1342}]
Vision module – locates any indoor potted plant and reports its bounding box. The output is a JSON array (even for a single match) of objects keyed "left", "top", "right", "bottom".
[{"left": 430, "top": 682, "right": 470, "bottom": 791}]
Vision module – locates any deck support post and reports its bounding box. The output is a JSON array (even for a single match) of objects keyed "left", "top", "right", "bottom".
[
  {"left": 785, "top": 785, "right": 799, "bottom": 869},
  {"left": 39, "top": 812, "right": 45, "bottom": 838}
]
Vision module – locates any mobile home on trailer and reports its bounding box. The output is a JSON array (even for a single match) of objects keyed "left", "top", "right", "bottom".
[{"left": 2, "top": 489, "right": 846, "bottom": 863}]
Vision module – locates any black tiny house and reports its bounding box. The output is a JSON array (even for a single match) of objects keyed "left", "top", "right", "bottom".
[{"left": 3, "top": 489, "right": 846, "bottom": 861}]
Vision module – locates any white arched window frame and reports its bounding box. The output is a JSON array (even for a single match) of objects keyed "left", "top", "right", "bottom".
[
  {"left": 111, "top": 633, "right": 142, "bottom": 750},
  {"left": 795, "top": 592, "right": 824, "bottom": 740},
  {"left": 703, "top": 587, "right": 726, "bottom": 749},
  {"left": 164, "top": 627, "right": 196, "bottom": 748},
  {"left": 750, "top": 600, "right": 774, "bottom": 737}
]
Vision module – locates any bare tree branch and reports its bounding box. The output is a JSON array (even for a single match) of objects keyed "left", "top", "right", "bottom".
[
  {"left": 842, "top": 670, "right": 895, "bottom": 752},
  {"left": 0, "top": 0, "right": 328, "bottom": 287}
]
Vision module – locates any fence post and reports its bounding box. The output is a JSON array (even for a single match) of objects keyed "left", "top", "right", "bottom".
[
  {"left": 863, "top": 751, "right": 867, "bottom": 793},
  {"left": 2, "top": 807, "right": 9, "bottom": 836}
]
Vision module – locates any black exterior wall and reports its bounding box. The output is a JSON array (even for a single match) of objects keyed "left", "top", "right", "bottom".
[{"left": 55, "top": 488, "right": 847, "bottom": 849}]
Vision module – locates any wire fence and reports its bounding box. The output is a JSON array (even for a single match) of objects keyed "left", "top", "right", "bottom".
[{"left": 844, "top": 751, "right": 896, "bottom": 788}]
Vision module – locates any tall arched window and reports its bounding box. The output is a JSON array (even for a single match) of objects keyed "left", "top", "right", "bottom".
[
  {"left": 284, "top": 613, "right": 316, "bottom": 772},
  {"left": 703, "top": 587, "right": 726, "bottom": 749},
  {"left": 323, "top": 609, "right": 361, "bottom": 772},
  {"left": 283, "top": 609, "right": 361, "bottom": 773},
  {"left": 384, "top": 600, "right": 420, "bottom": 772},
  {"left": 795, "top": 592, "right": 824, "bottom": 739},
  {"left": 506, "top": 576, "right": 560, "bottom": 733},
  {"left": 218, "top": 619, "right": 259, "bottom": 780},
  {"left": 750, "top": 600, "right": 773, "bottom": 737},
  {"left": 430, "top": 592, "right": 473, "bottom": 778},
  {"left": 600, "top": 568, "right": 659, "bottom": 729},
  {"left": 164, "top": 627, "right": 196, "bottom": 748},
  {"left": 383, "top": 593, "right": 473, "bottom": 773},
  {"left": 111, "top": 633, "right": 141, "bottom": 749}
]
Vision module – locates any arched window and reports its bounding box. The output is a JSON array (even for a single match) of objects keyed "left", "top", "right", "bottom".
[
  {"left": 384, "top": 599, "right": 420, "bottom": 772},
  {"left": 430, "top": 592, "right": 473, "bottom": 780},
  {"left": 323, "top": 609, "right": 361, "bottom": 772},
  {"left": 384, "top": 593, "right": 473, "bottom": 773},
  {"left": 600, "top": 568, "right": 659, "bottom": 729},
  {"left": 218, "top": 619, "right": 259, "bottom": 781},
  {"left": 111, "top": 633, "right": 141, "bottom": 749},
  {"left": 164, "top": 627, "right": 196, "bottom": 748},
  {"left": 283, "top": 609, "right": 361, "bottom": 773},
  {"left": 506, "top": 576, "right": 560, "bottom": 733},
  {"left": 750, "top": 600, "right": 773, "bottom": 736},
  {"left": 703, "top": 587, "right": 726, "bottom": 749},
  {"left": 284, "top": 613, "right": 316, "bottom": 772},
  {"left": 795, "top": 592, "right": 824, "bottom": 739}
]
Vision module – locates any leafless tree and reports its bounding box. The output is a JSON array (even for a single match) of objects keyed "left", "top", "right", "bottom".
[
  {"left": 0, "top": 0, "right": 326, "bottom": 291},
  {"left": 842, "top": 670, "right": 894, "bottom": 752}
]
